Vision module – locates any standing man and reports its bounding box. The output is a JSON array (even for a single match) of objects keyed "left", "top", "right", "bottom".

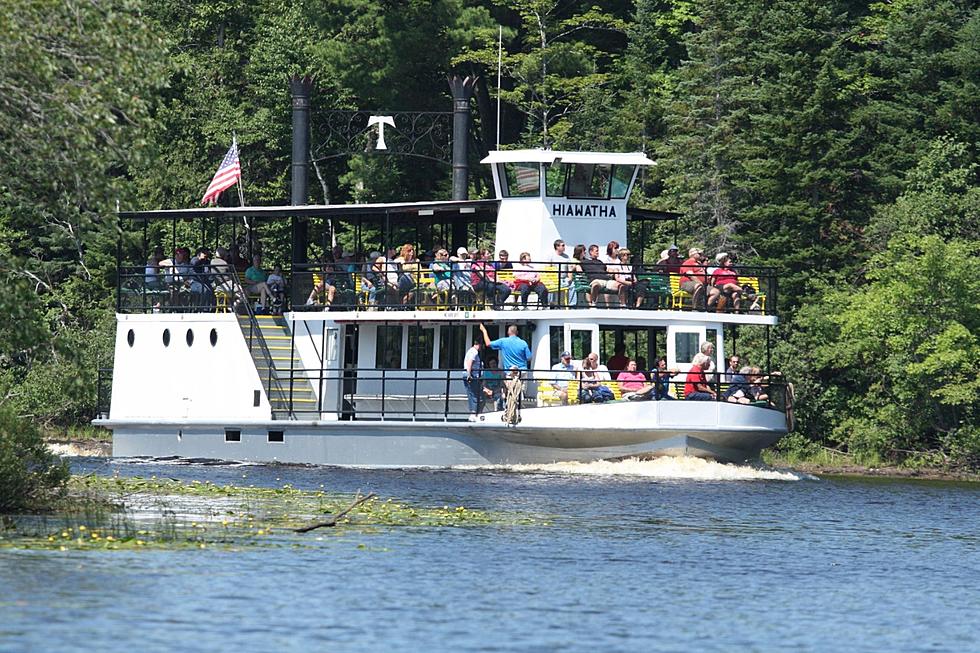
[
  {"left": 463, "top": 339, "right": 484, "bottom": 421},
  {"left": 548, "top": 239, "right": 575, "bottom": 307},
  {"left": 479, "top": 324, "right": 531, "bottom": 371}
]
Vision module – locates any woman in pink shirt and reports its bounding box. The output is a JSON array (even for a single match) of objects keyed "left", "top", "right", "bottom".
[
  {"left": 512, "top": 252, "right": 549, "bottom": 308},
  {"left": 616, "top": 359, "right": 648, "bottom": 392}
]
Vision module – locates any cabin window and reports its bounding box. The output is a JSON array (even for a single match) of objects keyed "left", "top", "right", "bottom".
[
  {"left": 407, "top": 325, "right": 435, "bottom": 369},
  {"left": 500, "top": 162, "right": 540, "bottom": 197},
  {"left": 544, "top": 163, "right": 566, "bottom": 197},
  {"left": 549, "top": 326, "right": 562, "bottom": 364},
  {"left": 162, "top": 328, "right": 171, "bottom": 347},
  {"left": 127, "top": 329, "right": 135, "bottom": 347},
  {"left": 224, "top": 429, "right": 241, "bottom": 443},
  {"left": 566, "top": 163, "right": 612, "bottom": 199},
  {"left": 438, "top": 325, "right": 467, "bottom": 369},
  {"left": 185, "top": 328, "right": 194, "bottom": 347},
  {"left": 376, "top": 325, "right": 403, "bottom": 369},
  {"left": 268, "top": 430, "right": 284, "bottom": 443},
  {"left": 674, "top": 332, "right": 700, "bottom": 366},
  {"left": 610, "top": 165, "right": 635, "bottom": 199},
  {"left": 210, "top": 328, "right": 218, "bottom": 346}
]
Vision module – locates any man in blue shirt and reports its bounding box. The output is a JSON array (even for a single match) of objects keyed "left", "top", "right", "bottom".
[{"left": 479, "top": 323, "right": 531, "bottom": 371}]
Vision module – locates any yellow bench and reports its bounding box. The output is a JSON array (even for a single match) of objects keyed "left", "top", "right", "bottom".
[
  {"left": 566, "top": 379, "right": 622, "bottom": 404},
  {"left": 496, "top": 267, "right": 563, "bottom": 307},
  {"left": 737, "top": 275, "right": 766, "bottom": 312}
]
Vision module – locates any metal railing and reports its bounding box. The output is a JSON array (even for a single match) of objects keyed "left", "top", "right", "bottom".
[
  {"left": 259, "top": 365, "right": 789, "bottom": 421},
  {"left": 96, "top": 367, "right": 113, "bottom": 418},
  {"left": 118, "top": 260, "right": 778, "bottom": 316}
]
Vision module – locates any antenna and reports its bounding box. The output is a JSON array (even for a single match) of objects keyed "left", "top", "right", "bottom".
[{"left": 496, "top": 26, "right": 502, "bottom": 149}]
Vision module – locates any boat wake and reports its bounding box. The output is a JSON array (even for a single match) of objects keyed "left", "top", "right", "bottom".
[{"left": 469, "top": 456, "right": 814, "bottom": 481}]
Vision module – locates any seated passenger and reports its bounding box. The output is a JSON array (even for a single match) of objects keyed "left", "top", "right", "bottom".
[
  {"left": 724, "top": 355, "right": 741, "bottom": 382},
  {"left": 578, "top": 352, "right": 614, "bottom": 403},
  {"left": 616, "top": 360, "right": 648, "bottom": 393},
  {"left": 684, "top": 353, "right": 716, "bottom": 401},
  {"left": 429, "top": 249, "right": 453, "bottom": 289},
  {"left": 266, "top": 264, "right": 286, "bottom": 313},
  {"left": 679, "top": 247, "right": 720, "bottom": 310},
  {"left": 393, "top": 243, "right": 420, "bottom": 304},
  {"left": 513, "top": 252, "right": 549, "bottom": 308},
  {"left": 580, "top": 244, "right": 617, "bottom": 306},
  {"left": 363, "top": 256, "right": 396, "bottom": 307},
  {"left": 483, "top": 358, "right": 505, "bottom": 410},
  {"left": 548, "top": 350, "right": 576, "bottom": 404},
  {"left": 306, "top": 257, "right": 337, "bottom": 307},
  {"left": 145, "top": 247, "right": 166, "bottom": 290},
  {"left": 657, "top": 245, "right": 683, "bottom": 275},
  {"left": 606, "top": 344, "right": 629, "bottom": 374},
  {"left": 711, "top": 252, "right": 744, "bottom": 312},
  {"left": 470, "top": 249, "right": 511, "bottom": 308},
  {"left": 724, "top": 366, "right": 755, "bottom": 404},
  {"left": 495, "top": 249, "right": 514, "bottom": 270},
  {"left": 244, "top": 254, "right": 274, "bottom": 308},
  {"left": 749, "top": 366, "right": 772, "bottom": 402},
  {"left": 610, "top": 249, "right": 637, "bottom": 307}
]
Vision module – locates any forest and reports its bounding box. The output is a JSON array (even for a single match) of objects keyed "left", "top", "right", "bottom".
[{"left": 1, "top": 0, "right": 977, "bottom": 469}]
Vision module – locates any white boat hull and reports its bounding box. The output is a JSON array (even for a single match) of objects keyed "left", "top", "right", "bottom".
[{"left": 99, "top": 401, "right": 787, "bottom": 466}]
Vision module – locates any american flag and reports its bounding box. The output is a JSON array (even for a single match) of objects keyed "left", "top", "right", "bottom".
[{"left": 201, "top": 141, "right": 241, "bottom": 205}]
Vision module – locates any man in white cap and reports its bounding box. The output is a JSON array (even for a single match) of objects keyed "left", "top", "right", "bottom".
[
  {"left": 657, "top": 245, "right": 683, "bottom": 275},
  {"left": 549, "top": 350, "right": 576, "bottom": 404}
]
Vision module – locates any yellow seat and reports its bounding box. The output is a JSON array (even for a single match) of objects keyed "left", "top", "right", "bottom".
[
  {"left": 536, "top": 381, "right": 564, "bottom": 407},
  {"left": 736, "top": 275, "right": 767, "bottom": 312},
  {"left": 669, "top": 273, "right": 691, "bottom": 309}
]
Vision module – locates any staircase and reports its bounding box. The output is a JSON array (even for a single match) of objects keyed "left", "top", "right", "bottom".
[{"left": 237, "top": 314, "right": 320, "bottom": 419}]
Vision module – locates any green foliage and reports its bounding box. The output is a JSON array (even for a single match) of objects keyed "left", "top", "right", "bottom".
[{"left": 0, "top": 407, "right": 70, "bottom": 512}]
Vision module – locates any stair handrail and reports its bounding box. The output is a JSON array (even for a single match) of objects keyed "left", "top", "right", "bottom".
[{"left": 227, "top": 273, "right": 293, "bottom": 419}]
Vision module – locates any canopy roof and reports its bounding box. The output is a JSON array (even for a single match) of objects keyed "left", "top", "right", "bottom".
[
  {"left": 117, "top": 199, "right": 500, "bottom": 222},
  {"left": 481, "top": 150, "right": 655, "bottom": 167}
]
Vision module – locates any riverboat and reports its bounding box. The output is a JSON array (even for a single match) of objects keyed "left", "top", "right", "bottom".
[{"left": 94, "top": 149, "right": 790, "bottom": 466}]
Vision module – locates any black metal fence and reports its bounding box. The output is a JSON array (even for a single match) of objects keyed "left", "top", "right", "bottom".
[{"left": 121, "top": 260, "right": 778, "bottom": 316}]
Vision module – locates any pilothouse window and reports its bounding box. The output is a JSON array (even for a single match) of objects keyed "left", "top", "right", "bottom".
[
  {"left": 500, "top": 162, "right": 540, "bottom": 197},
  {"left": 566, "top": 163, "right": 612, "bottom": 199}
]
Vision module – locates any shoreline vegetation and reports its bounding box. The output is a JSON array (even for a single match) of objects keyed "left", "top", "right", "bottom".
[{"left": 0, "top": 474, "right": 544, "bottom": 551}]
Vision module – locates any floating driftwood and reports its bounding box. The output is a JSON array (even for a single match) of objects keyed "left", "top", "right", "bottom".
[{"left": 294, "top": 492, "right": 377, "bottom": 533}]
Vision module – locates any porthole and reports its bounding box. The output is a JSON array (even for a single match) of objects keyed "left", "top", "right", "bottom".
[
  {"left": 210, "top": 328, "right": 218, "bottom": 346},
  {"left": 162, "top": 328, "right": 171, "bottom": 347},
  {"left": 186, "top": 328, "right": 194, "bottom": 347},
  {"left": 127, "top": 329, "right": 135, "bottom": 347}
]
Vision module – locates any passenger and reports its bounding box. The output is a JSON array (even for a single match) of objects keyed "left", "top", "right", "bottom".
[
  {"left": 363, "top": 256, "right": 394, "bottom": 307},
  {"left": 227, "top": 243, "right": 250, "bottom": 272},
  {"left": 657, "top": 245, "right": 683, "bottom": 275},
  {"left": 548, "top": 350, "right": 576, "bottom": 404},
  {"left": 578, "top": 352, "right": 613, "bottom": 403},
  {"left": 548, "top": 239, "right": 574, "bottom": 307},
  {"left": 450, "top": 247, "right": 475, "bottom": 305},
  {"left": 513, "top": 252, "right": 549, "bottom": 308},
  {"left": 429, "top": 248, "right": 453, "bottom": 301},
  {"left": 580, "top": 244, "right": 616, "bottom": 306},
  {"left": 679, "top": 247, "right": 719, "bottom": 310},
  {"left": 244, "top": 253, "right": 274, "bottom": 308},
  {"left": 712, "top": 252, "right": 744, "bottom": 312},
  {"left": 188, "top": 247, "right": 212, "bottom": 301},
  {"left": 684, "top": 353, "right": 716, "bottom": 401},
  {"left": 145, "top": 247, "right": 166, "bottom": 290},
  {"left": 495, "top": 249, "right": 514, "bottom": 270},
  {"left": 602, "top": 240, "right": 620, "bottom": 265},
  {"left": 724, "top": 366, "right": 755, "bottom": 404},
  {"left": 479, "top": 323, "right": 531, "bottom": 371},
  {"left": 306, "top": 256, "right": 337, "bottom": 307},
  {"left": 482, "top": 357, "right": 505, "bottom": 411},
  {"left": 266, "top": 264, "right": 286, "bottom": 313},
  {"left": 749, "top": 366, "right": 770, "bottom": 402},
  {"left": 470, "top": 250, "right": 511, "bottom": 308},
  {"left": 463, "top": 339, "right": 485, "bottom": 421},
  {"left": 393, "top": 244, "right": 419, "bottom": 305},
  {"left": 616, "top": 360, "right": 648, "bottom": 393},
  {"left": 611, "top": 248, "right": 638, "bottom": 307},
  {"left": 700, "top": 341, "right": 717, "bottom": 378},
  {"left": 724, "top": 355, "right": 741, "bottom": 382},
  {"left": 606, "top": 344, "right": 629, "bottom": 373},
  {"left": 652, "top": 356, "right": 675, "bottom": 399}
]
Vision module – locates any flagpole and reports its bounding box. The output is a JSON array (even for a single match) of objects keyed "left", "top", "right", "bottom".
[
  {"left": 234, "top": 133, "right": 245, "bottom": 208},
  {"left": 496, "top": 26, "right": 502, "bottom": 150}
]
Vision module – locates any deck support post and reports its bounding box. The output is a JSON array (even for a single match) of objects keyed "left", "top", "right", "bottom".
[{"left": 290, "top": 74, "right": 314, "bottom": 307}]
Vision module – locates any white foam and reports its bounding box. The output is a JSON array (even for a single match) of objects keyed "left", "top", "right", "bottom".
[{"left": 469, "top": 456, "right": 813, "bottom": 481}]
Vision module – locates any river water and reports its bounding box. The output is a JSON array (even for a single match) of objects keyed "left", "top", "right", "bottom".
[{"left": 1, "top": 457, "right": 978, "bottom": 652}]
